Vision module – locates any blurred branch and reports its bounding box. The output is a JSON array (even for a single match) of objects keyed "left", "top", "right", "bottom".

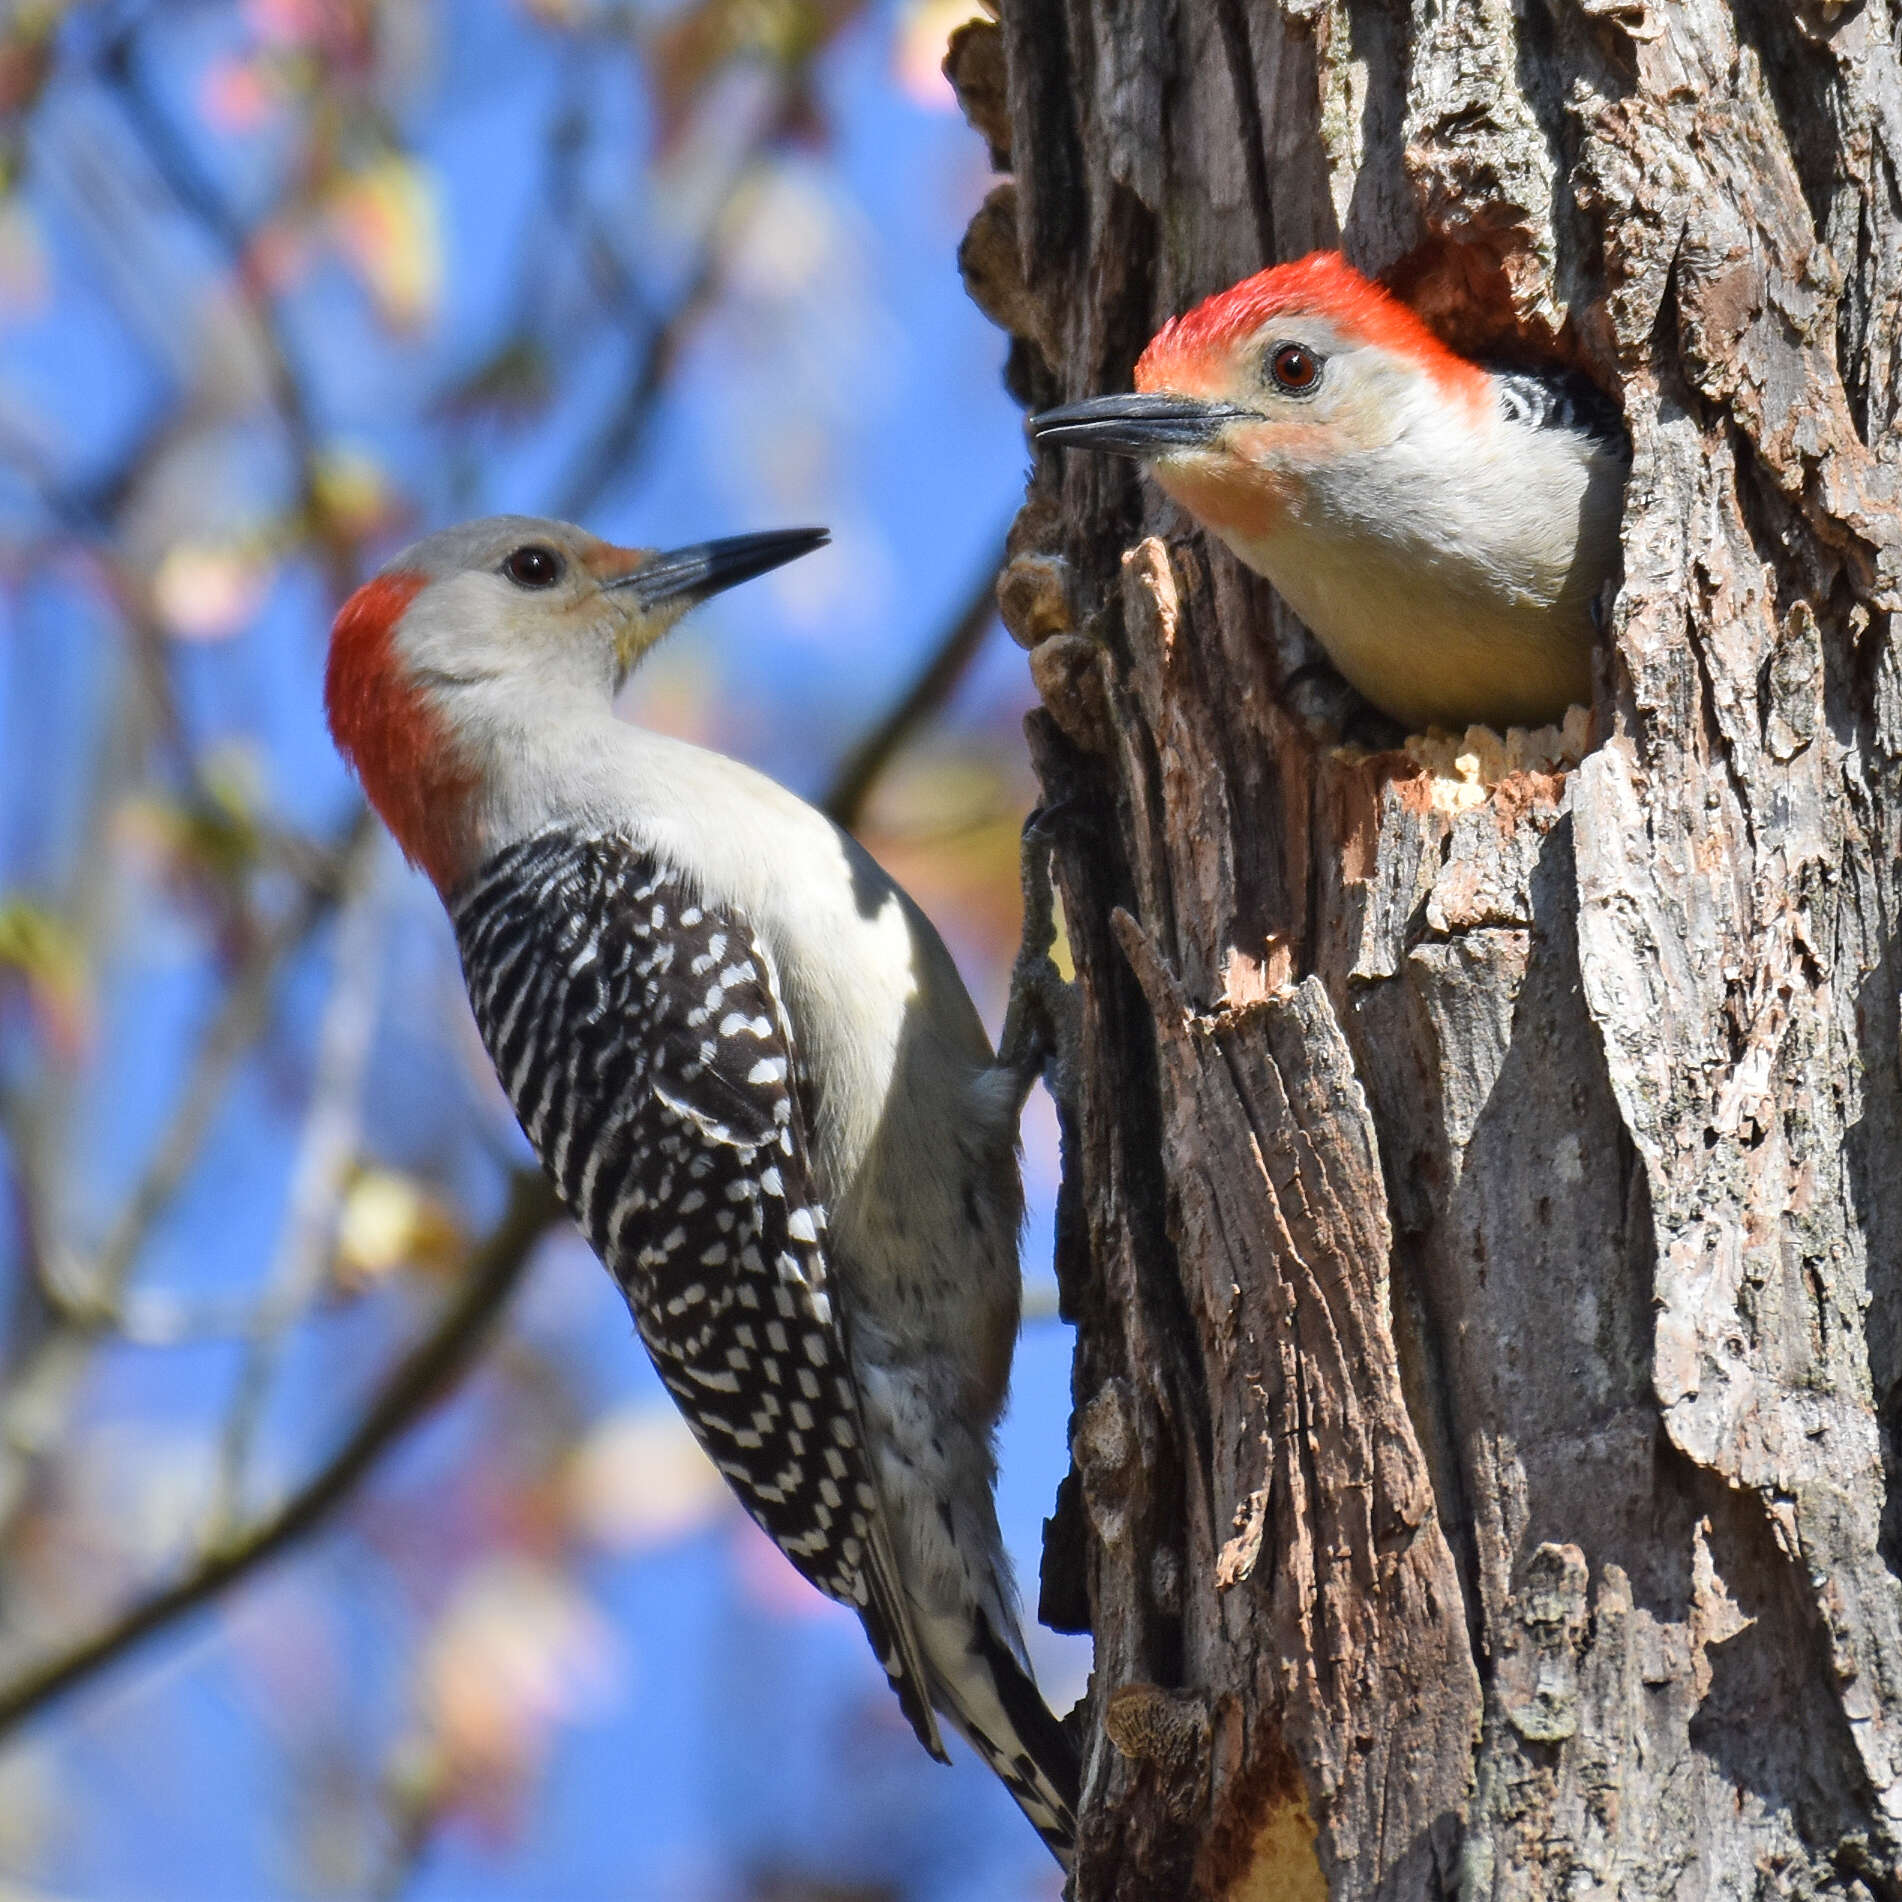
[
  {"left": 74, "top": 813, "right": 375, "bottom": 1323},
  {"left": 94, "top": 19, "right": 357, "bottom": 598},
  {"left": 546, "top": 54, "right": 655, "bottom": 337},
  {"left": 822, "top": 532, "right": 1007, "bottom": 831},
  {"left": 0, "top": 1168, "right": 560, "bottom": 1743},
  {"left": 207, "top": 869, "right": 384, "bottom": 1536},
  {"left": 555, "top": 237, "right": 728, "bottom": 522},
  {"left": 96, "top": 23, "right": 317, "bottom": 461},
  {"left": 0, "top": 813, "right": 377, "bottom": 1537},
  {"left": 0, "top": 454, "right": 198, "bottom": 784},
  {"left": 556, "top": 84, "right": 804, "bottom": 521},
  {"left": 372, "top": 1771, "right": 445, "bottom": 1902}
]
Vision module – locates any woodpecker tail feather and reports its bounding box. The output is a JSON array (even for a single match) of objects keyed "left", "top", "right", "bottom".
[
  {"left": 939, "top": 1609, "right": 1080, "bottom": 1867},
  {"left": 857, "top": 1517, "right": 951, "bottom": 1764}
]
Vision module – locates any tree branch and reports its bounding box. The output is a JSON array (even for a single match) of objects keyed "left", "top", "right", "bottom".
[
  {"left": 554, "top": 84, "right": 804, "bottom": 522},
  {"left": 206, "top": 869, "right": 385, "bottom": 1537},
  {"left": 0, "top": 1169, "right": 559, "bottom": 1742},
  {"left": 0, "top": 814, "right": 380, "bottom": 1545},
  {"left": 821, "top": 531, "right": 1007, "bottom": 831},
  {"left": 25, "top": 812, "right": 376, "bottom": 1336},
  {"left": 96, "top": 18, "right": 356, "bottom": 599}
]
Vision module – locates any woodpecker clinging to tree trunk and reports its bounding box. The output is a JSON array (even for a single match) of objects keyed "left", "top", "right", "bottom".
[
  {"left": 324, "top": 516, "right": 1079, "bottom": 1862},
  {"left": 1031, "top": 250, "right": 1629, "bottom": 734}
]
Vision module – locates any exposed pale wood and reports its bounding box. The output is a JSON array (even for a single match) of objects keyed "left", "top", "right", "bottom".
[{"left": 955, "top": 0, "right": 1902, "bottom": 1894}]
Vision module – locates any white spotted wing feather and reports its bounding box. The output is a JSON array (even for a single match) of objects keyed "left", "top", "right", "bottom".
[{"left": 452, "top": 829, "right": 947, "bottom": 1759}]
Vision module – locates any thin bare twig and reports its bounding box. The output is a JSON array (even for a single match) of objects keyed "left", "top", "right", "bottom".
[
  {"left": 0, "top": 815, "right": 378, "bottom": 1538},
  {"left": 91, "top": 813, "right": 377, "bottom": 1318},
  {"left": 555, "top": 86, "right": 803, "bottom": 522},
  {"left": 556, "top": 235, "right": 734, "bottom": 523},
  {"left": 95, "top": 18, "right": 357, "bottom": 601},
  {"left": 207, "top": 866, "right": 385, "bottom": 1536},
  {"left": 822, "top": 532, "right": 1008, "bottom": 831},
  {"left": 0, "top": 1169, "right": 560, "bottom": 1742},
  {"left": 96, "top": 27, "right": 317, "bottom": 461}
]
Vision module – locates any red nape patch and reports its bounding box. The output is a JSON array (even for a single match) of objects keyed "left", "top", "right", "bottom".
[
  {"left": 1135, "top": 251, "right": 1488, "bottom": 406},
  {"left": 324, "top": 571, "right": 479, "bottom": 891}
]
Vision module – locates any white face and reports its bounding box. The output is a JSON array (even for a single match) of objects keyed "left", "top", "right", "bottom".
[
  {"left": 389, "top": 517, "right": 679, "bottom": 713},
  {"left": 328, "top": 515, "right": 824, "bottom": 888},
  {"left": 1158, "top": 313, "right": 1450, "bottom": 472}
]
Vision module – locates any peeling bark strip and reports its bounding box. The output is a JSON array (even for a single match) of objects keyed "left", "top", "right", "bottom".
[{"left": 953, "top": 0, "right": 1902, "bottom": 1896}]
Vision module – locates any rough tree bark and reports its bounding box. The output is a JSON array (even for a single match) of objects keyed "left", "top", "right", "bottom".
[{"left": 950, "top": 1, "right": 1902, "bottom": 1896}]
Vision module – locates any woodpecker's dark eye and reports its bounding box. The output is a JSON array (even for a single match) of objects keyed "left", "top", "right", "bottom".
[
  {"left": 503, "top": 545, "right": 563, "bottom": 588},
  {"left": 1269, "top": 343, "right": 1322, "bottom": 394}
]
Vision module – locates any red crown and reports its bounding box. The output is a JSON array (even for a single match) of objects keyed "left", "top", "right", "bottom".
[{"left": 1136, "top": 252, "right": 1483, "bottom": 402}]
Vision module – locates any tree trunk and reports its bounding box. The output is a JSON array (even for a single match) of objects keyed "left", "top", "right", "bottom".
[{"left": 951, "top": 1, "right": 1902, "bottom": 1895}]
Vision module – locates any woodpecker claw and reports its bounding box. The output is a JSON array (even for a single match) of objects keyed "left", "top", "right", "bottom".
[{"left": 996, "top": 807, "right": 1079, "bottom": 1118}]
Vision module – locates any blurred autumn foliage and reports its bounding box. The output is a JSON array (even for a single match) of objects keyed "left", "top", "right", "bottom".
[{"left": 0, "top": 2, "right": 1075, "bottom": 1897}]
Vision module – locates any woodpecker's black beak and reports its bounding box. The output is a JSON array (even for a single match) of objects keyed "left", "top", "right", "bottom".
[
  {"left": 612, "top": 528, "right": 830, "bottom": 610},
  {"left": 1029, "top": 393, "right": 1256, "bottom": 457}
]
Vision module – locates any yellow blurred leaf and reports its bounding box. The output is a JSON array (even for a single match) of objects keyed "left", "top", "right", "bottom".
[
  {"left": 192, "top": 744, "right": 269, "bottom": 874},
  {"left": 0, "top": 895, "right": 89, "bottom": 1054},
  {"left": 335, "top": 1167, "right": 464, "bottom": 1286},
  {"left": 328, "top": 154, "right": 442, "bottom": 332},
  {"left": 310, "top": 442, "right": 398, "bottom": 540},
  {"left": 0, "top": 7, "right": 59, "bottom": 119},
  {"left": 646, "top": 0, "right": 861, "bottom": 149},
  {"left": 114, "top": 750, "right": 268, "bottom": 901}
]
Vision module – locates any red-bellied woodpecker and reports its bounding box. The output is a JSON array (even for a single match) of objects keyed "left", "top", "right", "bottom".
[
  {"left": 324, "top": 517, "right": 1078, "bottom": 1862},
  {"left": 1030, "top": 251, "right": 1629, "bottom": 734}
]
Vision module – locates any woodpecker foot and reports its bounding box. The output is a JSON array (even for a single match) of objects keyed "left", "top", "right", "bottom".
[{"left": 996, "top": 804, "right": 1079, "bottom": 1119}]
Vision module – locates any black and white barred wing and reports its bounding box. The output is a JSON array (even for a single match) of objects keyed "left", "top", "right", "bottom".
[
  {"left": 452, "top": 831, "right": 946, "bottom": 1760},
  {"left": 1491, "top": 365, "right": 1630, "bottom": 452}
]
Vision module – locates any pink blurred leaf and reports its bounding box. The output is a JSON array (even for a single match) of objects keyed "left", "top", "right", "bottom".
[
  {"left": 415, "top": 1556, "right": 626, "bottom": 1831},
  {"left": 151, "top": 540, "right": 274, "bottom": 641},
  {"left": 728, "top": 1514, "right": 855, "bottom": 1623},
  {"left": 199, "top": 53, "right": 280, "bottom": 132},
  {"left": 0, "top": 192, "right": 49, "bottom": 316},
  {"left": 244, "top": 0, "right": 337, "bottom": 48},
  {"left": 892, "top": 0, "right": 986, "bottom": 109},
  {"left": 563, "top": 1405, "right": 731, "bottom": 1553}
]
